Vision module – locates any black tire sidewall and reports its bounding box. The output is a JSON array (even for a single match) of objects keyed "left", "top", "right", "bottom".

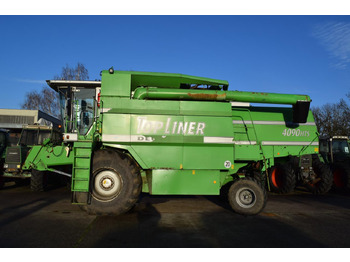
[
  {"left": 268, "top": 163, "right": 296, "bottom": 194},
  {"left": 306, "top": 158, "right": 332, "bottom": 194},
  {"left": 30, "top": 170, "right": 47, "bottom": 192},
  {"left": 332, "top": 164, "right": 350, "bottom": 192},
  {"left": 228, "top": 178, "right": 267, "bottom": 216},
  {"left": 86, "top": 150, "right": 141, "bottom": 215}
]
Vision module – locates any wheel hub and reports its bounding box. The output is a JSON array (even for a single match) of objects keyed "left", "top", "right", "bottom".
[
  {"left": 236, "top": 187, "right": 256, "bottom": 208},
  {"left": 101, "top": 177, "right": 113, "bottom": 189},
  {"left": 93, "top": 170, "right": 122, "bottom": 201}
]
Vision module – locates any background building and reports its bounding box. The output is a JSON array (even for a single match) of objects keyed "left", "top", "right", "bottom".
[{"left": 0, "top": 109, "right": 61, "bottom": 145}]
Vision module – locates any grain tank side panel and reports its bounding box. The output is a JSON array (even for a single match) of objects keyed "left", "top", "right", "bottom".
[
  {"left": 232, "top": 107, "right": 319, "bottom": 163},
  {"left": 101, "top": 99, "right": 235, "bottom": 170}
]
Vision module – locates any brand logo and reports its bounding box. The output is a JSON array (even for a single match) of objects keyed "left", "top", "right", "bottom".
[{"left": 136, "top": 117, "right": 206, "bottom": 135}]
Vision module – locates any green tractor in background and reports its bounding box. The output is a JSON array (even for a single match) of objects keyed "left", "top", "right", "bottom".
[
  {"left": 319, "top": 136, "right": 350, "bottom": 192},
  {"left": 1, "top": 124, "right": 62, "bottom": 191},
  {"left": 267, "top": 147, "right": 333, "bottom": 195}
]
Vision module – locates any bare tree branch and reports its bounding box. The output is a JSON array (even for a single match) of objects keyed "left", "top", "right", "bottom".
[
  {"left": 312, "top": 96, "right": 350, "bottom": 137},
  {"left": 54, "top": 62, "right": 89, "bottom": 81},
  {"left": 21, "top": 63, "right": 89, "bottom": 118}
]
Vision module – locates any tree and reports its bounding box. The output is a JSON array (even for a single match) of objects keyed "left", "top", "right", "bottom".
[
  {"left": 21, "top": 63, "right": 89, "bottom": 118},
  {"left": 312, "top": 94, "right": 350, "bottom": 137},
  {"left": 21, "top": 87, "right": 60, "bottom": 117},
  {"left": 54, "top": 62, "right": 89, "bottom": 81}
]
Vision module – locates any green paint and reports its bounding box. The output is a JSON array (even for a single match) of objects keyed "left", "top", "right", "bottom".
[
  {"left": 147, "top": 169, "right": 220, "bottom": 195},
  {"left": 22, "top": 70, "right": 320, "bottom": 199},
  {"left": 133, "top": 87, "right": 311, "bottom": 104}
]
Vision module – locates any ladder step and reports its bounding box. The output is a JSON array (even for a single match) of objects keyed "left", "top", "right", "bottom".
[
  {"left": 72, "top": 192, "right": 89, "bottom": 205},
  {"left": 75, "top": 147, "right": 91, "bottom": 156},
  {"left": 74, "top": 142, "right": 93, "bottom": 147},
  {"left": 72, "top": 181, "right": 90, "bottom": 192},
  {"left": 72, "top": 141, "right": 92, "bottom": 192}
]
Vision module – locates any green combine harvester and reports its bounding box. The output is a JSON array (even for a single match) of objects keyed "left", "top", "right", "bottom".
[{"left": 19, "top": 68, "right": 332, "bottom": 215}]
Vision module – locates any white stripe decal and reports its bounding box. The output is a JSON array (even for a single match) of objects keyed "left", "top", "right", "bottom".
[
  {"left": 102, "top": 134, "right": 130, "bottom": 142},
  {"left": 203, "top": 137, "right": 235, "bottom": 144},
  {"left": 261, "top": 141, "right": 319, "bottom": 146},
  {"left": 203, "top": 137, "right": 257, "bottom": 145},
  {"left": 102, "top": 134, "right": 318, "bottom": 146},
  {"left": 232, "top": 120, "right": 253, "bottom": 125},
  {"left": 234, "top": 141, "right": 257, "bottom": 145},
  {"left": 101, "top": 108, "right": 111, "bottom": 113},
  {"left": 102, "top": 134, "right": 155, "bottom": 142},
  {"left": 232, "top": 120, "right": 315, "bottom": 126},
  {"left": 104, "top": 135, "right": 241, "bottom": 144}
]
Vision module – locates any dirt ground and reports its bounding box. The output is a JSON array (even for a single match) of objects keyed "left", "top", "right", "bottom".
[{"left": 0, "top": 182, "right": 349, "bottom": 248}]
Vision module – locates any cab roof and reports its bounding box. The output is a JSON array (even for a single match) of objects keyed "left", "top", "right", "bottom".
[
  {"left": 104, "top": 70, "right": 229, "bottom": 90},
  {"left": 46, "top": 80, "right": 101, "bottom": 91},
  {"left": 46, "top": 70, "right": 229, "bottom": 91}
]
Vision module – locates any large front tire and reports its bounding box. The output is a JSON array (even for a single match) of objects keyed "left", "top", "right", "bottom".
[
  {"left": 228, "top": 177, "right": 267, "bottom": 216},
  {"left": 332, "top": 164, "right": 350, "bottom": 192},
  {"left": 80, "top": 150, "right": 142, "bottom": 216}
]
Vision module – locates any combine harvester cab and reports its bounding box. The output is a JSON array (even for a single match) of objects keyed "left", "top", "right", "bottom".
[{"left": 22, "top": 68, "right": 331, "bottom": 216}]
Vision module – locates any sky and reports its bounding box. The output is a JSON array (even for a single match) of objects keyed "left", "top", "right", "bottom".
[{"left": 1, "top": 15, "right": 350, "bottom": 110}]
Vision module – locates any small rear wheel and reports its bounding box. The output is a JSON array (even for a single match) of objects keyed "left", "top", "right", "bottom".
[{"left": 228, "top": 177, "right": 267, "bottom": 216}]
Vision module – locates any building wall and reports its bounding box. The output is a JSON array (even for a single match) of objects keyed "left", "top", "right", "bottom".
[{"left": 0, "top": 109, "right": 61, "bottom": 145}]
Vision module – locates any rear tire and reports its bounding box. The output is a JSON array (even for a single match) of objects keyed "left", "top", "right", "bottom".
[
  {"left": 30, "top": 170, "right": 48, "bottom": 192},
  {"left": 332, "top": 164, "right": 350, "bottom": 192},
  {"left": 78, "top": 150, "right": 142, "bottom": 216},
  {"left": 228, "top": 177, "right": 267, "bottom": 216},
  {"left": 268, "top": 163, "right": 296, "bottom": 194},
  {"left": 305, "top": 158, "right": 332, "bottom": 195}
]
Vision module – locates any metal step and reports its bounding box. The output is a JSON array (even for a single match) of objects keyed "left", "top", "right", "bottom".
[{"left": 71, "top": 141, "right": 92, "bottom": 195}]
